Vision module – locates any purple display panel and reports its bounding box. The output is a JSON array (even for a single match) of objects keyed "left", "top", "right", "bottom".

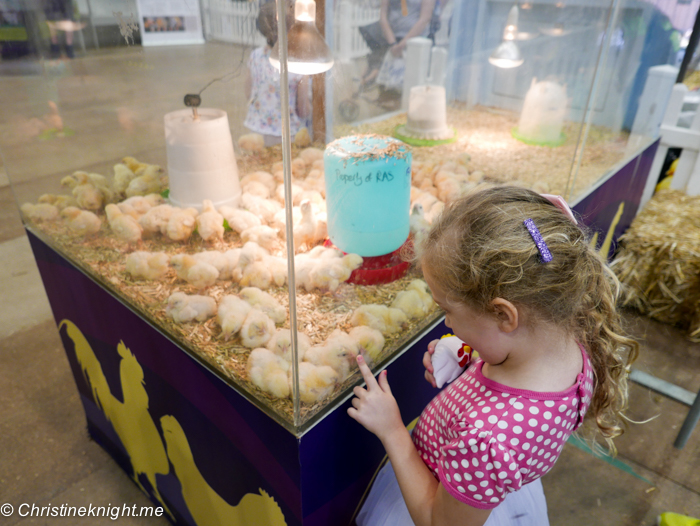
[
  {"left": 572, "top": 140, "right": 659, "bottom": 259},
  {"left": 27, "top": 230, "right": 446, "bottom": 526}
]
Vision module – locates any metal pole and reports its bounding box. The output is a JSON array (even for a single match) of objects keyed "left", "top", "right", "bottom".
[{"left": 677, "top": 6, "right": 700, "bottom": 83}]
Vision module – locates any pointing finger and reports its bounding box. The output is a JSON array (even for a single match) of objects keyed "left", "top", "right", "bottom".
[
  {"left": 356, "top": 355, "right": 378, "bottom": 390},
  {"left": 377, "top": 369, "right": 391, "bottom": 394}
]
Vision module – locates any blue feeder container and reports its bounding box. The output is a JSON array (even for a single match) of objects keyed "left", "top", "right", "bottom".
[{"left": 324, "top": 135, "right": 412, "bottom": 257}]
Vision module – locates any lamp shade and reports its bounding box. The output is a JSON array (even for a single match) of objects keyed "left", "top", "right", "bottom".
[
  {"left": 489, "top": 40, "right": 524, "bottom": 68},
  {"left": 270, "top": 20, "right": 334, "bottom": 75}
]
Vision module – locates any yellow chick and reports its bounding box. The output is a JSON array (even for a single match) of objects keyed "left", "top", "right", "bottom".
[
  {"left": 238, "top": 241, "right": 270, "bottom": 269},
  {"left": 239, "top": 287, "right": 286, "bottom": 324},
  {"left": 242, "top": 180, "right": 272, "bottom": 199},
  {"left": 247, "top": 348, "right": 291, "bottom": 399},
  {"left": 262, "top": 254, "right": 287, "bottom": 287},
  {"left": 20, "top": 202, "right": 59, "bottom": 222},
  {"left": 218, "top": 205, "right": 261, "bottom": 234},
  {"left": 60, "top": 206, "right": 102, "bottom": 236},
  {"left": 291, "top": 157, "right": 307, "bottom": 178},
  {"left": 294, "top": 127, "right": 311, "bottom": 147},
  {"left": 266, "top": 328, "right": 311, "bottom": 363},
  {"left": 38, "top": 193, "right": 78, "bottom": 210},
  {"left": 240, "top": 261, "right": 275, "bottom": 290},
  {"left": 307, "top": 253, "right": 363, "bottom": 292},
  {"left": 240, "top": 192, "right": 281, "bottom": 223},
  {"left": 295, "top": 362, "right": 338, "bottom": 404},
  {"left": 113, "top": 163, "right": 137, "bottom": 194},
  {"left": 391, "top": 289, "right": 429, "bottom": 320},
  {"left": 350, "top": 304, "right": 408, "bottom": 336},
  {"left": 138, "top": 204, "right": 175, "bottom": 235},
  {"left": 305, "top": 329, "right": 360, "bottom": 380},
  {"left": 217, "top": 295, "right": 253, "bottom": 340},
  {"left": 170, "top": 254, "right": 219, "bottom": 289},
  {"left": 224, "top": 248, "right": 243, "bottom": 282},
  {"left": 193, "top": 250, "right": 233, "bottom": 280},
  {"left": 409, "top": 203, "right": 431, "bottom": 247},
  {"left": 407, "top": 279, "right": 434, "bottom": 308},
  {"left": 125, "top": 166, "right": 165, "bottom": 198},
  {"left": 166, "top": 207, "right": 198, "bottom": 241},
  {"left": 426, "top": 201, "right": 445, "bottom": 224},
  {"left": 240, "top": 308, "right": 276, "bottom": 348},
  {"left": 238, "top": 133, "right": 265, "bottom": 153},
  {"left": 196, "top": 199, "right": 225, "bottom": 243},
  {"left": 299, "top": 147, "right": 324, "bottom": 165},
  {"left": 274, "top": 183, "right": 305, "bottom": 206},
  {"left": 349, "top": 326, "right": 385, "bottom": 364},
  {"left": 105, "top": 203, "right": 143, "bottom": 244},
  {"left": 122, "top": 156, "right": 150, "bottom": 174},
  {"left": 241, "top": 225, "right": 278, "bottom": 252},
  {"left": 125, "top": 251, "right": 170, "bottom": 281},
  {"left": 293, "top": 200, "right": 317, "bottom": 252},
  {"left": 122, "top": 194, "right": 164, "bottom": 215},
  {"left": 240, "top": 171, "right": 276, "bottom": 194},
  {"left": 165, "top": 292, "right": 217, "bottom": 323}
]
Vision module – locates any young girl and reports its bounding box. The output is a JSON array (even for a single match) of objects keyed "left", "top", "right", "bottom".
[
  {"left": 244, "top": 2, "right": 310, "bottom": 147},
  {"left": 348, "top": 185, "right": 638, "bottom": 526}
]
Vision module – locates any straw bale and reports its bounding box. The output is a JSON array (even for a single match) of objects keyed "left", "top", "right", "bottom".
[{"left": 613, "top": 190, "right": 700, "bottom": 340}]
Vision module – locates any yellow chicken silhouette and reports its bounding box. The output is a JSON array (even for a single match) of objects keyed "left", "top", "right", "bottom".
[
  {"left": 160, "top": 415, "right": 287, "bottom": 526},
  {"left": 59, "top": 320, "right": 174, "bottom": 520}
]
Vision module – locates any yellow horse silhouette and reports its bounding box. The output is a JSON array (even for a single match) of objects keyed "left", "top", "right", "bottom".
[
  {"left": 161, "top": 415, "right": 287, "bottom": 526},
  {"left": 59, "top": 320, "right": 174, "bottom": 520}
]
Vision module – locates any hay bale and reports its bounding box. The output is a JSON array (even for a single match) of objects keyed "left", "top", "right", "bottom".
[{"left": 613, "top": 190, "right": 700, "bottom": 340}]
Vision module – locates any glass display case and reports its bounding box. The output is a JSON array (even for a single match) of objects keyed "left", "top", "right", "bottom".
[{"left": 2, "top": 0, "right": 688, "bottom": 435}]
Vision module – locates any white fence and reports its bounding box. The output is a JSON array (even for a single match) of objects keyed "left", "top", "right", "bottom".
[
  {"left": 201, "top": 0, "right": 379, "bottom": 60},
  {"left": 641, "top": 82, "right": 700, "bottom": 206}
]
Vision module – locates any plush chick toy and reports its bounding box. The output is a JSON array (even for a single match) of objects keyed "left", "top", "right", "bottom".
[{"left": 432, "top": 334, "right": 473, "bottom": 388}]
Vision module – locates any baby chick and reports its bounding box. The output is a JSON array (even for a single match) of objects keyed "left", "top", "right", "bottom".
[
  {"left": 165, "top": 292, "right": 217, "bottom": 323},
  {"left": 170, "top": 254, "right": 219, "bottom": 289},
  {"left": 239, "top": 287, "right": 286, "bottom": 324},
  {"left": 293, "top": 200, "right": 317, "bottom": 252},
  {"left": 60, "top": 206, "right": 102, "bottom": 236},
  {"left": 121, "top": 194, "right": 164, "bottom": 215},
  {"left": 241, "top": 225, "right": 278, "bottom": 253},
  {"left": 237, "top": 241, "right": 270, "bottom": 269},
  {"left": 238, "top": 133, "right": 265, "bottom": 153},
  {"left": 166, "top": 207, "right": 199, "bottom": 241},
  {"left": 20, "top": 202, "right": 59, "bottom": 222},
  {"left": 294, "top": 127, "right": 311, "bottom": 147},
  {"left": 299, "top": 147, "right": 324, "bottom": 165},
  {"left": 105, "top": 203, "right": 143, "bottom": 244},
  {"left": 38, "top": 193, "right": 77, "bottom": 210},
  {"left": 247, "top": 347, "right": 291, "bottom": 399},
  {"left": 273, "top": 182, "right": 304, "bottom": 205},
  {"left": 410, "top": 203, "right": 431, "bottom": 246},
  {"left": 295, "top": 362, "right": 338, "bottom": 404},
  {"left": 122, "top": 156, "right": 150, "bottom": 174},
  {"left": 139, "top": 204, "right": 175, "bottom": 235},
  {"left": 349, "top": 326, "right": 385, "bottom": 365},
  {"left": 125, "top": 165, "right": 165, "bottom": 197},
  {"left": 407, "top": 279, "right": 435, "bottom": 308},
  {"left": 217, "top": 295, "right": 253, "bottom": 340},
  {"left": 125, "top": 251, "right": 170, "bottom": 281},
  {"left": 239, "top": 261, "right": 275, "bottom": 290},
  {"left": 193, "top": 250, "right": 233, "bottom": 280},
  {"left": 219, "top": 205, "right": 262, "bottom": 234},
  {"left": 307, "top": 253, "right": 363, "bottom": 292},
  {"left": 241, "top": 180, "right": 271, "bottom": 199},
  {"left": 61, "top": 173, "right": 104, "bottom": 211},
  {"left": 262, "top": 254, "right": 287, "bottom": 287},
  {"left": 266, "top": 328, "right": 312, "bottom": 363},
  {"left": 350, "top": 304, "right": 408, "bottom": 336},
  {"left": 239, "top": 192, "right": 281, "bottom": 224},
  {"left": 112, "top": 163, "right": 137, "bottom": 195},
  {"left": 305, "top": 329, "right": 361, "bottom": 380},
  {"left": 240, "top": 308, "right": 276, "bottom": 348},
  {"left": 196, "top": 199, "right": 225, "bottom": 243},
  {"left": 391, "top": 289, "right": 428, "bottom": 320},
  {"left": 240, "top": 171, "right": 276, "bottom": 194}
]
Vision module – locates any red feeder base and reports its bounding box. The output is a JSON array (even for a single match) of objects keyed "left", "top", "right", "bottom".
[{"left": 323, "top": 238, "right": 413, "bottom": 285}]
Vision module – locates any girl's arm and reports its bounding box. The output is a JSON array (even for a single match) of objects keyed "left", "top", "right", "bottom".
[
  {"left": 379, "top": 0, "right": 396, "bottom": 45},
  {"left": 244, "top": 68, "right": 252, "bottom": 101},
  {"left": 391, "top": 0, "right": 436, "bottom": 56},
  {"left": 348, "top": 356, "right": 491, "bottom": 526},
  {"left": 296, "top": 76, "right": 311, "bottom": 120}
]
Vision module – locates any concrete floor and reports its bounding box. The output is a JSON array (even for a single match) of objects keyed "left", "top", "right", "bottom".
[{"left": 2, "top": 42, "right": 700, "bottom": 525}]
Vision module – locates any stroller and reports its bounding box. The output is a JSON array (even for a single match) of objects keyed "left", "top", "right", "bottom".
[{"left": 337, "top": 2, "right": 444, "bottom": 123}]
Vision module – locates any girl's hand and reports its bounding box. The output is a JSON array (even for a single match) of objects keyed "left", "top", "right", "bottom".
[
  {"left": 423, "top": 339, "right": 438, "bottom": 388},
  {"left": 347, "top": 355, "right": 404, "bottom": 443},
  {"left": 390, "top": 41, "right": 405, "bottom": 57}
]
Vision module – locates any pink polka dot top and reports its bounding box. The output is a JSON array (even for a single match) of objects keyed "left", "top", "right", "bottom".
[{"left": 412, "top": 344, "right": 594, "bottom": 510}]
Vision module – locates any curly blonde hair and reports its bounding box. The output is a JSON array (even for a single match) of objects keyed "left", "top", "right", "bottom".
[{"left": 418, "top": 185, "right": 638, "bottom": 452}]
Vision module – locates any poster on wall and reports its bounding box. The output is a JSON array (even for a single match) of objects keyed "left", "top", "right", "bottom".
[{"left": 136, "top": 0, "right": 205, "bottom": 46}]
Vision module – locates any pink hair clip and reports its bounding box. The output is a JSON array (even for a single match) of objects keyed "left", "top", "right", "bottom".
[{"left": 541, "top": 194, "right": 577, "bottom": 224}]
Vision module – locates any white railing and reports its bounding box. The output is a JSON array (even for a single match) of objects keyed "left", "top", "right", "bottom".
[{"left": 201, "top": 0, "right": 379, "bottom": 60}]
